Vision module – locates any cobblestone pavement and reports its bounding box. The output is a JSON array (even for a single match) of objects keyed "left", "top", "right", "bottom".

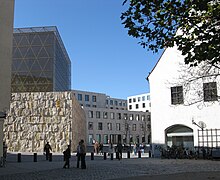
[{"left": 1, "top": 153, "right": 220, "bottom": 180}]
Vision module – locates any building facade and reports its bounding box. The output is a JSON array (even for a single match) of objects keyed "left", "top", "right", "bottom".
[
  {"left": 127, "top": 93, "right": 151, "bottom": 112},
  {"left": 12, "top": 26, "right": 71, "bottom": 93},
  {"left": 4, "top": 91, "right": 86, "bottom": 153},
  {"left": 148, "top": 46, "right": 220, "bottom": 152},
  {"left": 73, "top": 90, "right": 151, "bottom": 145}
]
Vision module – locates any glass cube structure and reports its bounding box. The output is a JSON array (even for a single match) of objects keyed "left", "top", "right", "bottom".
[{"left": 12, "top": 26, "right": 71, "bottom": 92}]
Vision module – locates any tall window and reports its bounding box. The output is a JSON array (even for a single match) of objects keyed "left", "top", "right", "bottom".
[
  {"left": 142, "top": 96, "right": 145, "bottom": 101},
  {"left": 129, "top": 99, "right": 132, "bottom": 103},
  {"left": 129, "top": 105, "right": 132, "bottom": 110},
  {"left": 132, "top": 124, "right": 136, "bottom": 131},
  {"left": 129, "top": 114, "right": 134, "bottom": 120},
  {"left": 110, "top": 100, "right": 113, "bottom": 105},
  {"left": 116, "top": 123, "right": 121, "bottom": 131},
  {"left": 92, "top": 95, "right": 96, "bottom": 102},
  {"left": 133, "top": 98, "right": 136, "bottom": 102},
  {"left": 88, "top": 122, "right": 93, "bottom": 130},
  {"left": 103, "top": 112, "right": 108, "bottom": 119},
  {"left": 98, "top": 122, "right": 103, "bottom": 130},
  {"left": 104, "top": 135, "right": 108, "bottom": 144},
  {"left": 136, "top": 114, "right": 140, "bottom": 121},
  {"left": 107, "top": 123, "right": 112, "bottom": 130},
  {"left": 114, "top": 101, "right": 118, "bottom": 106},
  {"left": 203, "top": 82, "right": 218, "bottom": 102},
  {"left": 117, "top": 113, "right": 122, "bottom": 120},
  {"left": 136, "top": 104, "right": 139, "bottom": 109},
  {"left": 140, "top": 124, "right": 144, "bottom": 131},
  {"left": 85, "top": 94, "right": 89, "bottom": 101},
  {"left": 96, "top": 134, "right": 101, "bottom": 143},
  {"left": 124, "top": 113, "right": 128, "bottom": 120},
  {"left": 142, "top": 103, "right": 145, "bottom": 108},
  {"left": 110, "top": 112, "right": 115, "bottom": 119},
  {"left": 138, "top": 97, "right": 141, "bottom": 102},
  {"left": 96, "top": 111, "right": 101, "bottom": 118},
  {"left": 88, "top": 134, "right": 93, "bottom": 144},
  {"left": 78, "top": 94, "right": 82, "bottom": 101},
  {"left": 171, "top": 86, "right": 183, "bottom": 105},
  {"left": 88, "top": 111, "right": 93, "bottom": 118}
]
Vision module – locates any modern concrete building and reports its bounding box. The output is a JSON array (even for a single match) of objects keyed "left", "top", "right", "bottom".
[
  {"left": 73, "top": 90, "right": 151, "bottom": 145},
  {"left": 148, "top": 46, "right": 220, "bottom": 152},
  {"left": 4, "top": 91, "right": 86, "bottom": 153},
  {"left": 12, "top": 26, "right": 71, "bottom": 93},
  {"left": 0, "top": 0, "right": 14, "bottom": 164},
  {"left": 127, "top": 93, "right": 151, "bottom": 112}
]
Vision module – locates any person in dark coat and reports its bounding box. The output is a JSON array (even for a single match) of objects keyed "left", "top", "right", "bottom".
[
  {"left": 63, "top": 145, "right": 71, "bottom": 169},
  {"left": 80, "top": 139, "right": 86, "bottom": 169},
  {"left": 44, "top": 142, "right": 52, "bottom": 160},
  {"left": 76, "top": 141, "right": 81, "bottom": 168},
  {"left": 117, "top": 141, "right": 123, "bottom": 160}
]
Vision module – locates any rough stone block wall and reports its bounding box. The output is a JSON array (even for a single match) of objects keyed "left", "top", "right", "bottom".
[{"left": 3, "top": 91, "right": 86, "bottom": 153}]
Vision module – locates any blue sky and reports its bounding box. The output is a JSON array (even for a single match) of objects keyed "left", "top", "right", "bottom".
[{"left": 14, "top": 0, "right": 162, "bottom": 99}]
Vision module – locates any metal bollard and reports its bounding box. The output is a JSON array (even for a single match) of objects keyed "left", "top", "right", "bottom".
[
  {"left": 49, "top": 153, "right": 52, "bottom": 161},
  {"left": 116, "top": 152, "right": 119, "bottom": 159},
  {"left": 91, "top": 152, "right": 94, "bottom": 160},
  {"left": 110, "top": 153, "right": 113, "bottom": 160},
  {"left": 104, "top": 152, "right": 107, "bottom": 160},
  {"left": 149, "top": 150, "right": 151, "bottom": 158},
  {"left": 127, "top": 151, "right": 130, "bottom": 159},
  {"left": 33, "top": 153, "right": 37, "bottom": 162},
  {"left": 138, "top": 150, "right": 141, "bottom": 158},
  {"left": 17, "top": 153, "right": 21, "bottom": 162}
]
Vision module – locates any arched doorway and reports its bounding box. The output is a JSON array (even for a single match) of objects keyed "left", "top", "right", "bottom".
[{"left": 165, "top": 125, "right": 194, "bottom": 149}]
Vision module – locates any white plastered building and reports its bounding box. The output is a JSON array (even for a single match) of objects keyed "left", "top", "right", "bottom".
[{"left": 148, "top": 46, "right": 220, "bottom": 150}]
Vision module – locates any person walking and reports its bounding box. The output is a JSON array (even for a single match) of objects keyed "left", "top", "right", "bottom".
[
  {"left": 117, "top": 141, "right": 123, "bottom": 160},
  {"left": 108, "top": 141, "right": 113, "bottom": 156},
  {"left": 44, "top": 142, "right": 52, "bottom": 160},
  {"left": 76, "top": 141, "right": 81, "bottom": 168},
  {"left": 63, "top": 145, "right": 71, "bottom": 169},
  {"left": 80, "top": 139, "right": 86, "bottom": 169}
]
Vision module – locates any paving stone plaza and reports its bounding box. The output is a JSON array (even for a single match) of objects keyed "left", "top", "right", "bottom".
[{"left": 1, "top": 153, "right": 220, "bottom": 180}]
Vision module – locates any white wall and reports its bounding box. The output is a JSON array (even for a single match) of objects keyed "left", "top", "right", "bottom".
[{"left": 148, "top": 46, "right": 220, "bottom": 146}]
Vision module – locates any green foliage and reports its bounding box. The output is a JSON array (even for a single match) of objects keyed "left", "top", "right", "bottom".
[{"left": 121, "top": 0, "right": 220, "bottom": 67}]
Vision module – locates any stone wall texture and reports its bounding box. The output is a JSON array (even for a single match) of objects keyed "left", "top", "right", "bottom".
[{"left": 3, "top": 91, "right": 86, "bottom": 153}]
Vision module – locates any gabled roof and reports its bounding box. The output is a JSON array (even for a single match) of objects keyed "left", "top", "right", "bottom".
[{"left": 146, "top": 48, "right": 167, "bottom": 81}]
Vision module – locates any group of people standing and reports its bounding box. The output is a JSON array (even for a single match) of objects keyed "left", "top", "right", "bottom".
[{"left": 43, "top": 139, "right": 86, "bottom": 169}]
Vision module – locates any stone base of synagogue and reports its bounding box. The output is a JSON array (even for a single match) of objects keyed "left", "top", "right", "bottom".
[{"left": 3, "top": 91, "right": 86, "bottom": 153}]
